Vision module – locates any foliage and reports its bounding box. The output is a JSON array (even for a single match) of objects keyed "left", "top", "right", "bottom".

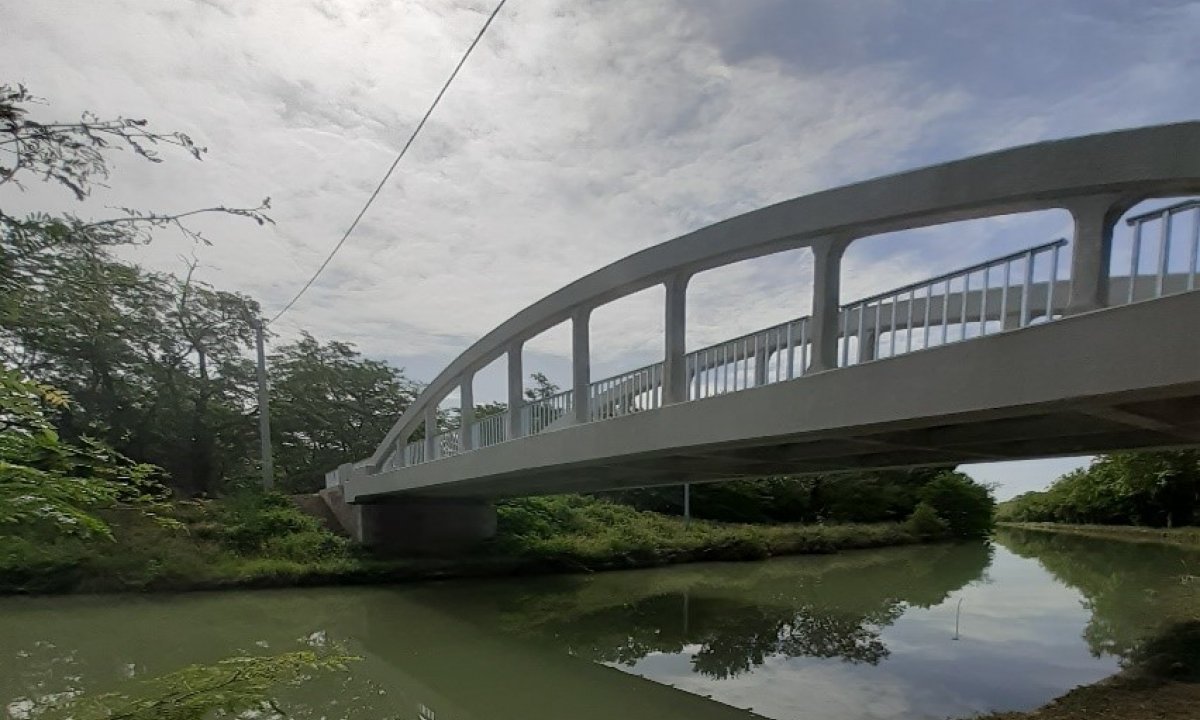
[
  {"left": 269, "top": 334, "right": 420, "bottom": 492},
  {"left": 905, "top": 501, "right": 949, "bottom": 538},
  {"left": 998, "top": 451, "right": 1200, "bottom": 527},
  {"left": 494, "top": 494, "right": 931, "bottom": 567},
  {"left": 602, "top": 468, "right": 961, "bottom": 525},
  {"left": 918, "top": 470, "right": 996, "bottom": 537},
  {"left": 0, "top": 368, "right": 163, "bottom": 540},
  {"left": 32, "top": 650, "right": 357, "bottom": 720},
  {"left": 0, "top": 491, "right": 357, "bottom": 594},
  {"left": 2, "top": 83, "right": 203, "bottom": 199},
  {"left": 0, "top": 82, "right": 279, "bottom": 498},
  {"left": 212, "top": 491, "right": 349, "bottom": 562}
]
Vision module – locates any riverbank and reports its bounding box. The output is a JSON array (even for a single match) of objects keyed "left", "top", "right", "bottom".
[
  {"left": 999, "top": 521, "right": 1200, "bottom": 547},
  {"left": 979, "top": 524, "right": 1200, "bottom": 720},
  {"left": 0, "top": 493, "right": 933, "bottom": 595}
]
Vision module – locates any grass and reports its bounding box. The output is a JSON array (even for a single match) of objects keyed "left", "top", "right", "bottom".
[
  {"left": 999, "top": 521, "right": 1200, "bottom": 547},
  {"left": 0, "top": 493, "right": 934, "bottom": 595}
]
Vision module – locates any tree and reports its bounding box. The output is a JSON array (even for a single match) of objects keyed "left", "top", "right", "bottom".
[
  {"left": 601, "top": 467, "right": 950, "bottom": 525},
  {"left": 919, "top": 471, "right": 995, "bottom": 537},
  {"left": 2, "top": 83, "right": 271, "bottom": 497},
  {"left": 269, "top": 334, "right": 420, "bottom": 492},
  {"left": 999, "top": 451, "right": 1200, "bottom": 527}
]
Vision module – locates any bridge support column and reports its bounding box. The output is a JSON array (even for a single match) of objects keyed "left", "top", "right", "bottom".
[
  {"left": 809, "top": 239, "right": 848, "bottom": 373},
  {"left": 664, "top": 272, "right": 691, "bottom": 404},
  {"left": 460, "top": 375, "right": 475, "bottom": 451},
  {"left": 424, "top": 405, "right": 438, "bottom": 461},
  {"left": 320, "top": 486, "right": 496, "bottom": 556},
  {"left": 1066, "top": 194, "right": 1126, "bottom": 315},
  {"left": 572, "top": 308, "right": 591, "bottom": 423},
  {"left": 507, "top": 341, "right": 524, "bottom": 439}
]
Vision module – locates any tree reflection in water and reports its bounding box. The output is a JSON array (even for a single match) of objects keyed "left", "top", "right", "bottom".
[
  {"left": 998, "top": 528, "right": 1200, "bottom": 662},
  {"left": 484, "top": 541, "right": 993, "bottom": 679}
]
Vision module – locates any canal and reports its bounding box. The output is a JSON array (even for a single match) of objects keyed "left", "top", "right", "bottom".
[{"left": 3, "top": 529, "right": 1197, "bottom": 719}]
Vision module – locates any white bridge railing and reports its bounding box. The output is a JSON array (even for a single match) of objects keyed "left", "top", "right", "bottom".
[
  {"left": 392, "top": 197, "right": 1199, "bottom": 469},
  {"left": 361, "top": 125, "right": 1200, "bottom": 477}
]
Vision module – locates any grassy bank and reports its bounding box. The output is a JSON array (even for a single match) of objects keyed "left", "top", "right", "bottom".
[
  {"left": 999, "top": 521, "right": 1200, "bottom": 547},
  {"left": 0, "top": 493, "right": 933, "bottom": 595}
]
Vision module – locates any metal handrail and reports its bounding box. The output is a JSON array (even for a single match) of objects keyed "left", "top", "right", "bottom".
[
  {"left": 1125, "top": 198, "right": 1200, "bottom": 225},
  {"left": 847, "top": 239, "right": 1068, "bottom": 308}
]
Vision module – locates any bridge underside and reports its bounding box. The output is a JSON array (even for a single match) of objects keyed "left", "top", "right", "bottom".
[{"left": 346, "top": 292, "right": 1200, "bottom": 503}]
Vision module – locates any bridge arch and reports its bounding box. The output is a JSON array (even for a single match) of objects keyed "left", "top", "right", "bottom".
[{"left": 340, "top": 123, "right": 1200, "bottom": 508}]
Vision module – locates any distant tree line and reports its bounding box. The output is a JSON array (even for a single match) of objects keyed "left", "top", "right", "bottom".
[
  {"left": 602, "top": 468, "right": 996, "bottom": 537},
  {"left": 998, "top": 451, "right": 1200, "bottom": 527}
]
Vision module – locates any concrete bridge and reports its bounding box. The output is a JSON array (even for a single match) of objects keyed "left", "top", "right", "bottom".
[{"left": 323, "top": 123, "right": 1200, "bottom": 551}]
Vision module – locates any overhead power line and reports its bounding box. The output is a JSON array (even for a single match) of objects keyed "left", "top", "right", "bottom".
[{"left": 269, "top": 0, "right": 510, "bottom": 324}]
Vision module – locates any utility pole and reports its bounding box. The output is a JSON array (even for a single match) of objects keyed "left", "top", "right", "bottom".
[{"left": 251, "top": 318, "right": 274, "bottom": 491}]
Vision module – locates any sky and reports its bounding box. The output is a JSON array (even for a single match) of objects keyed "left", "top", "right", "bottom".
[{"left": 7, "top": 0, "right": 1200, "bottom": 499}]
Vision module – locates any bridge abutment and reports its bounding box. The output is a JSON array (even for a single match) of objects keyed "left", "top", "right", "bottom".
[{"left": 320, "top": 485, "right": 496, "bottom": 555}]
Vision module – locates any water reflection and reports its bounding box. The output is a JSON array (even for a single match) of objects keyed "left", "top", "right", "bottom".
[
  {"left": 2, "top": 535, "right": 1195, "bottom": 720},
  {"left": 458, "top": 542, "right": 994, "bottom": 679},
  {"left": 998, "top": 528, "right": 1200, "bottom": 661}
]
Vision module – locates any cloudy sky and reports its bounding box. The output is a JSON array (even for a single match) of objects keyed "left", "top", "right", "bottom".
[{"left": 8, "top": 0, "right": 1200, "bottom": 498}]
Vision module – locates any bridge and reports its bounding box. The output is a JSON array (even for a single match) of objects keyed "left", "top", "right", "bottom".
[{"left": 322, "top": 123, "right": 1200, "bottom": 551}]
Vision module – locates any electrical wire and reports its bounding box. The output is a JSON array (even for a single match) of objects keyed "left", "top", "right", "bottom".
[{"left": 268, "top": 0, "right": 509, "bottom": 324}]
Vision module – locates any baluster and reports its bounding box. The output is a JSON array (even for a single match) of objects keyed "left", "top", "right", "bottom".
[
  {"left": 798, "top": 320, "right": 808, "bottom": 375},
  {"left": 889, "top": 294, "right": 898, "bottom": 356},
  {"left": 774, "top": 328, "right": 783, "bottom": 382},
  {"left": 1189, "top": 208, "right": 1200, "bottom": 292},
  {"left": 1129, "top": 220, "right": 1143, "bottom": 304},
  {"left": 1047, "top": 243, "right": 1061, "bottom": 320},
  {"left": 1000, "top": 259, "right": 1013, "bottom": 330},
  {"left": 979, "top": 266, "right": 990, "bottom": 337},
  {"left": 960, "top": 272, "right": 970, "bottom": 339},
  {"left": 941, "top": 280, "right": 950, "bottom": 345},
  {"left": 1020, "top": 250, "right": 1034, "bottom": 326},
  {"left": 1156, "top": 211, "right": 1172, "bottom": 298},
  {"left": 786, "top": 321, "right": 796, "bottom": 380},
  {"left": 923, "top": 285, "right": 932, "bottom": 349},
  {"left": 841, "top": 306, "right": 851, "bottom": 367},
  {"left": 874, "top": 300, "right": 884, "bottom": 354},
  {"left": 906, "top": 289, "right": 916, "bottom": 353},
  {"left": 855, "top": 302, "right": 866, "bottom": 365}
]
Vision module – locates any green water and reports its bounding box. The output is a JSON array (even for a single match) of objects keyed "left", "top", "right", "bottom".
[{"left": 3, "top": 530, "right": 1198, "bottom": 720}]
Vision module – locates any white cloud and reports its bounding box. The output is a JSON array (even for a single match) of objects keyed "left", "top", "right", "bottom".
[{"left": 5, "top": 0, "right": 1198, "bottom": 490}]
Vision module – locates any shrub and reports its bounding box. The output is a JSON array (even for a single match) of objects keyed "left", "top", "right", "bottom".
[
  {"left": 905, "top": 502, "right": 949, "bottom": 538},
  {"left": 261, "top": 530, "right": 349, "bottom": 563},
  {"left": 216, "top": 493, "right": 325, "bottom": 553}
]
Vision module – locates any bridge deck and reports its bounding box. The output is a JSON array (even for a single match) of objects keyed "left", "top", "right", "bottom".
[{"left": 346, "top": 291, "right": 1200, "bottom": 501}]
